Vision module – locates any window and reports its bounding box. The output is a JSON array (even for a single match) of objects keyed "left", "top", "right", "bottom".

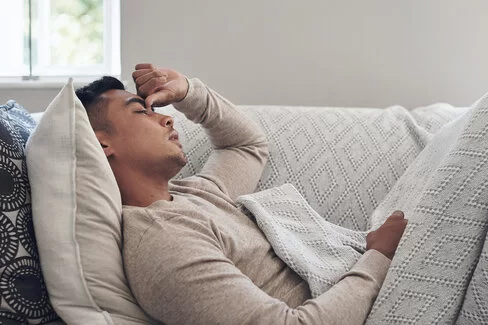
[{"left": 0, "top": 0, "right": 120, "bottom": 82}]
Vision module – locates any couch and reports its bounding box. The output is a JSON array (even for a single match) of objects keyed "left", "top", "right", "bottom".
[{"left": 1, "top": 80, "right": 484, "bottom": 324}]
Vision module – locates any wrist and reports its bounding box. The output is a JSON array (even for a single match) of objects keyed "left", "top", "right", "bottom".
[
  {"left": 367, "top": 247, "right": 393, "bottom": 260},
  {"left": 176, "top": 77, "right": 190, "bottom": 102}
]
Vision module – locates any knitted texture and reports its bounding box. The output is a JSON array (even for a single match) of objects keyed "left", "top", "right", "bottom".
[
  {"left": 366, "top": 93, "right": 488, "bottom": 324},
  {"left": 237, "top": 183, "right": 367, "bottom": 298}
]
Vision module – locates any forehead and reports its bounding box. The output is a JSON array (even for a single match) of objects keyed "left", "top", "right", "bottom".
[{"left": 99, "top": 89, "right": 139, "bottom": 106}]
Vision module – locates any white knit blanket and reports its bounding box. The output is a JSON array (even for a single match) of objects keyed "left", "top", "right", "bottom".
[
  {"left": 238, "top": 91, "right": 488, "bottom": 324},
  {"left": 237, "top": 183, "right": 367, "bottom": 298}
]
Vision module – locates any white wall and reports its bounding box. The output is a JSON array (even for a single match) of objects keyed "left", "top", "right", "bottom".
[
  {"left": 2, "top": 0, "right": 487, "bottom": 112},
  {"left": 121, "top": 0, "right": 488, "bottom": 109}
]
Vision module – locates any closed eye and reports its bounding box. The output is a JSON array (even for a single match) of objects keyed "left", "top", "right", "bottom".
[{"left": 135, "top": 107, "right": 156, "bottom": 115}]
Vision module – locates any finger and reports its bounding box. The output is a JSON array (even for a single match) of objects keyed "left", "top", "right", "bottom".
[
  {"left": 135, "top": 70, "right": 168, "bottom": 87},
  {"left": 132, "top": 69, "right": 154, "bottom": 81},
  {"left": 137, "top": 77, "right": 168, "bottom": 97},
  {"left": 145, "top": 91, "right": 172, "bottom": 108},
  {"left": 392, "top": 210, "right": 404, "bottom": 217},
  {"left": 135, "top": 63, "right": 155, "bottom": 70},
  {"left": 389, "top": 210, "right": 405, "bottom": 220}
]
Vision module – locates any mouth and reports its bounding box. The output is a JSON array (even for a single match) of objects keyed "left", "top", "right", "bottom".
[
  {"left": 168, "top": 130, "right": 179, "bottom": 141},
  {"left": 168, "top": 130, "right": 182, "bottom": 148}
]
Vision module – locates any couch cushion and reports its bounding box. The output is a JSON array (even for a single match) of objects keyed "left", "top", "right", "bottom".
[
  {"left": 26, "top": 80, "right": 156, "bottom": 325},
  {"left": 0, "top": 100, "right": 58, "bottom": 324}
]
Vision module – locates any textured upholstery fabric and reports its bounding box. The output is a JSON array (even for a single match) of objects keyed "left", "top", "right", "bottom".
[
  {"left": 170, "top": 103, "right": 467, "bottom": 231},
  {"left": 25, "top": 80, "right": 155, "bottom": 325},
  {"left": 0, "top": 100, "right": 58, "bottom": 324}
]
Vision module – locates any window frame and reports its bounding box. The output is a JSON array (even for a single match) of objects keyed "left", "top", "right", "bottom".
[{"left": 0, "top": 0, "right": 120, "bottom": 88}]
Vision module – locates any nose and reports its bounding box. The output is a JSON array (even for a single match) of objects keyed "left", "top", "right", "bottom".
[{"left": 159, "top": 115, "right": 174, "bottom": 128}]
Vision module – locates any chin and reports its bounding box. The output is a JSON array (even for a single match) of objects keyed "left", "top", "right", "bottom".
[{"left": 175, "top": 152, "right": 188, "bottom": 168}]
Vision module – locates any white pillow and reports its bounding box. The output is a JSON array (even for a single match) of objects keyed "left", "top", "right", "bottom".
[{"left": 26, "top": 79, "right": 156, "bottom": 325}]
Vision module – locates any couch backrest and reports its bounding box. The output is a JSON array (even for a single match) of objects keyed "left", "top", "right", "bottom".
[{"left": 168, "top": 103, "right": 467, "bottom": 230}]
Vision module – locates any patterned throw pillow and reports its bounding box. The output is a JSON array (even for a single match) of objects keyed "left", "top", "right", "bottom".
[{"left": 0, "top": 100, "right": 58, "bottom": 324}]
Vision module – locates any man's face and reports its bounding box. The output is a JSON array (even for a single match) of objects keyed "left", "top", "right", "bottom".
[{"left": 97, "top": 89, "right": 187, "bottom": 178}]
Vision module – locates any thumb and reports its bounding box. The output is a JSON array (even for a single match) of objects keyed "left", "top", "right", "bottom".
[{"left": 145, "top": 91, "right": 171, "bottom": 108}]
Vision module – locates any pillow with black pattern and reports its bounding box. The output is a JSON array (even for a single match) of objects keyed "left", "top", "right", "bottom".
[{"left": 0, "top": 100, "right": 58, "bottom": 324}]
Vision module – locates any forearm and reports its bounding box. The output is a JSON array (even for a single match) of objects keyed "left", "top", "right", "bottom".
[
  {"left": 293, "top": 250, "right": 391, "bottom": 324},
  {"left": 173, "top": 78, "right": 268, "bottom": 151},
  {"left": 241, "top": 250, "right": 390, "bottom": 325},
  {"left": 173, "top": 78, "right": 269, "bottom": 198},
  {"left": 132, "top": 237, "right": 390, "bottom": 325}
]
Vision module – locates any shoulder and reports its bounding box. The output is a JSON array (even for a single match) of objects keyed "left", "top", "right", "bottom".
[
  {"left": 123, "top": 203, "right": 216, "bottom": 244},
  {"left": 122, "top": 204, "right": 228, "bottom": 304},
  {"left": 122, "top": 202, "right": 223, "bottom": 263},
  {"left": 122, "top": 205, "right": 155, "bottom": 247}
]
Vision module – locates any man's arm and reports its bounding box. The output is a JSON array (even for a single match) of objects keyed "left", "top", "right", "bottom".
[
  {"left": 173, "top": 78, "right": 269, "bottom": 199},
  {"left": 126, "top": 211, "right": 407, "bottom": 325},
  {"left": 133, "top": 64, "right": 269, "bottom": 199},
  {"left": 126, "top": 216, "right": 391, "bottom": 325}
]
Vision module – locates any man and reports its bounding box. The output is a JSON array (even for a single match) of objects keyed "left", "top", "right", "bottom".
[{"left": 75, "top": 63, "right": 407, "bottom": 324}]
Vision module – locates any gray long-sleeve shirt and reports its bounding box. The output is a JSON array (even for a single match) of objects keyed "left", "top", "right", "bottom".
[{"left": 122, "top": 78, "right": 391, "bottom": 325}]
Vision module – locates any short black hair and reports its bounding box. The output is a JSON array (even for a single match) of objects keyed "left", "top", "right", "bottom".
[{"left": 75, "top": 76, "right": 125, "bottom": 133}]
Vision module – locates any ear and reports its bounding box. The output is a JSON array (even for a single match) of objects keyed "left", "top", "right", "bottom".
[{"left": 95, "top": 131, "right": 115, "bottom": 158}]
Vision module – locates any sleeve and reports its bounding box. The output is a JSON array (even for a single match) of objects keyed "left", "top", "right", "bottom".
[
  {"left": 127, "top": 219, "right": 391, "bottom": 325},
  {"left": 172, "top": 78, "right": 269, "bottom": 200}
]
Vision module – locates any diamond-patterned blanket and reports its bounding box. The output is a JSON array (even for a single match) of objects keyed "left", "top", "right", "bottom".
[{"left": 365, "top": 93, "right": 488, "bottom": 324}]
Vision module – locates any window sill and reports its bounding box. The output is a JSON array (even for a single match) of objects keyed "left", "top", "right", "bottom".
[{"left": 0, "top": 76, "right": 123, "bottom": 89}]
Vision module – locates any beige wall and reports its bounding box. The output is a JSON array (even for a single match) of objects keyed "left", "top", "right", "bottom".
[
  {"left": 0, "top": 88, "right": 60, "bottom": 113},
  {"left": 121, "top": 0, "right": 488, "bottom": 109},
  {"left": 2, "top": 0, "right": 488, "bottom": 112}
]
